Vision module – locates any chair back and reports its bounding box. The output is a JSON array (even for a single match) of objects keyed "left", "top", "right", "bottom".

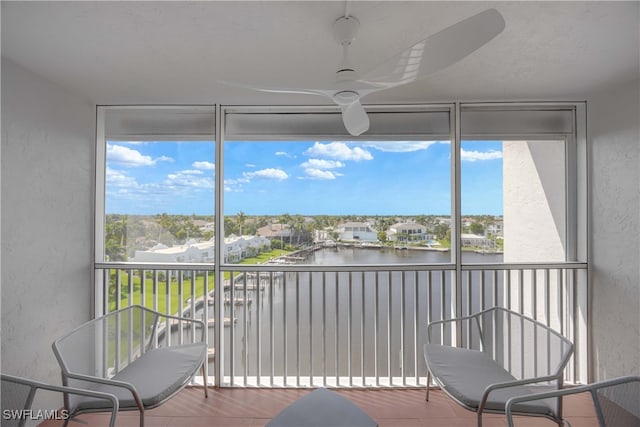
[{"left": 52, "top": 305, "right": 161, "bottom": 382}]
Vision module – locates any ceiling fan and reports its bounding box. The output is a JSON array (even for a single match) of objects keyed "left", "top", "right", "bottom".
[{"left": 220, "top": 7, "right": 505, "bottom": 136}]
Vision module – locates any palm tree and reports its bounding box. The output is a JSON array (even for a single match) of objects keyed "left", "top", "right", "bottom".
[
  {"left": 236, "top": 211, "right": 246, "bottom": 236},
  {"left": 278, "top": 213, "right": 292, "bottom": 248}
]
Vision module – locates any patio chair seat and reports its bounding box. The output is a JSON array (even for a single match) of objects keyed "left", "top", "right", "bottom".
[
  {"left": 425, "top": 343, "right": 552, "bottom": 415},
  {"left": 77, "top": 342, "right": 206, "bottom": 410}
]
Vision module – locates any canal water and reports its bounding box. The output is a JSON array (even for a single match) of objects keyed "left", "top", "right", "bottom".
[{"left": 205, "top": 247, "right": 503, "bottom": 385}]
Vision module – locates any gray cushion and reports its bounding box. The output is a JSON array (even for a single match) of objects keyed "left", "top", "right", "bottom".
[
  {"left": 424, "top": 343, "right": 552, "bottom": 415},
  {"left": 75, "top": 342, "right": 206, "bottom": 410},
  {"left": 266, "top": 388, "right": 377, "bottom": 427}
]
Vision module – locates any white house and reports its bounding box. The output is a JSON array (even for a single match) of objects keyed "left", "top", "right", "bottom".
[
  {"left": 460, "top": 233, "right": 491, "bottom": 247},
  {"left": 132, "top": 235, "right": 270, "bottom": 263},
  {"left": 337, "top": 222, "right": 378, "bottom": 242},
  {"left": 387, "top": 222, "right": 434, "bottom": 243},
  {"left": 132, "top": 240, "right": 215, "bottom": 263}
]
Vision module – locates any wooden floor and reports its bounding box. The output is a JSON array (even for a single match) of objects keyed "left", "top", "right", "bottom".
[{"left": 42, "top": 387, "right": 600, "bottom": 427}]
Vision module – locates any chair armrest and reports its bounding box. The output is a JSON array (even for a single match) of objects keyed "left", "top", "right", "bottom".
[
  {"left": 478, "top": 374, "right": 563, "bottom": 416},
  {"left": 141, "top": 306, "right": 206, "bottom": 343},
  {"left": 505, "top": 375, "right": 640, "bottom": 427},
  {"left": 505, "top": 386, "right": 588, "bottom": 427},
  {"left": 1, "top": 373, "right": 120, "bottom": 427},
  {"left": 63, "top": 372, "right": 144, "bottom": 412}
]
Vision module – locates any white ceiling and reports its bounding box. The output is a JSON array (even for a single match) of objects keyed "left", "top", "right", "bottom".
[{"left": 2, "top": 1, "right": 638, "bottom": 106}]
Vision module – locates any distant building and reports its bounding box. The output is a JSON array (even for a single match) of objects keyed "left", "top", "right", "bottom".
[
  {"left": 387, "top": 222, "right": 434, "bottom": 243},
  {"left": 257, "top": 223, "right": 292, "bottom": 242},
  {"left": 132, "top": 240, "right": 215, "bottom": 263},
  {"left": 132, "top": 235, "right": 270, "bottom": 263},
  {"left": 337, "top": 222, "right": 378, "bottom": 242},
  {"left": 460, "top": 233, "right": 490, "bottom": 247},
  {"left": 313, "top": 228, "right": 333, "bottom": 243},
  {"left": 486, "top": 220, "right": 503, "bottom": 237}
]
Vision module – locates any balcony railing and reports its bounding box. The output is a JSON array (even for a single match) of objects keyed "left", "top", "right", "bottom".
[{"left": 95, "top": 261, "right": 588, "bottom": 387}]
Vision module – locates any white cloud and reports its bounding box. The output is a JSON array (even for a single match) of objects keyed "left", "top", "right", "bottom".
[
  {"left": 178, "top": 169, "right": 204, "bottom": 175},
  {"left": 461, "top": 149, "right": 503, "bottom": 162},
  {"left": 304, "top": 168, "right": 341, "bottom": 180},
  {"left": 243, "top": 168, "right": 289, "bottom": 180},
  {"left": 304, "top": 142, "right": 373, "bottom": 161},
  {"left": 275, "top": 151, "right": 294, "bottom": 158},
  {"left": 107, "top": 144, "right": 174, "bottom": 167},
  {"left": 105, "top": 167, "right": 138, "bottom": 187},
  {"left": 362, "top": 141, "right": 440, "bottom": 152},
  {"left": 165, "top": 170, "right": 213, "bottom": 188},
  {"left": 193, "top": 161, "right": 215, "bottom": 170},
  {"left": 300, "top": 159, "right": 345, "bottom": 169}
]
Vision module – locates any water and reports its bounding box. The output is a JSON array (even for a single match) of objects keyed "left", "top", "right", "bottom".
[
  {"left": 203, "top": 247, "right": 502, "bottom": 385},
  {"left": 311, "top": 246, "right": 502, "bottom": 264}
]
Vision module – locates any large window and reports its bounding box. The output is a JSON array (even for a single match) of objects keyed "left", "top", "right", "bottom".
[
  {"left": 96, "top": 103, "right": 586, "bottom": 267},
  {"left": 460, "top": 104, "right": 585, "bottom": 264},
  {"left": 97, "top": 106, "right": 215, "bottom": 263},
  {"left": 223, "top": 139, "right": 451, "bottom": 264}
]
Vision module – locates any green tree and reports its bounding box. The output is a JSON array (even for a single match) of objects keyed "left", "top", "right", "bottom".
[
  {"left": 470, "top": 222, "right": 485, "bottom": 235},
  {"left": 434, "top": 223, "right": 450, "bottom": 240},
  {"left": 236, "top": 211, "right": 246, "bottom": 236},
  {"left": 105, "top": 215, "right": 127, "bottom": 261}
]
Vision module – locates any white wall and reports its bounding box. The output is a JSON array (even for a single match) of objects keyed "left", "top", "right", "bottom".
[
  {"left": 503, "top": 140, "right": 567, "bottom": 263},
  {"left": 588, "top": 77, "right": 640, "bottom": 380},
  {"left": 1, "top": 58, "right": 95, "bottom": 385}
]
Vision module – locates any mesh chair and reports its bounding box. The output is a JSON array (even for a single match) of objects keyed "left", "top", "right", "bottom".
[
  {"left": 1, "top": 373, "right": 118, "bottom": 427},
  {"left": 52, "top": 305, "right": 208, "bottom": 427},
  {"left": 424, "top": 307, "right": 574, "bottom": 427},
  {"left": 506, "top": 375, "right": 640, "bottom": 427}
]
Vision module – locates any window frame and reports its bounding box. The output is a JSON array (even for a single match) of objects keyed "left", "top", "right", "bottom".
[{"left": 94, "top": 102, "right": 587, "bottom": 304}]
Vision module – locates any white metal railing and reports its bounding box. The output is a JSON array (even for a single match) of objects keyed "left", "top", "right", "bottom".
[{"left": 95, "top": 262, "right": 588, "bottom": 387}]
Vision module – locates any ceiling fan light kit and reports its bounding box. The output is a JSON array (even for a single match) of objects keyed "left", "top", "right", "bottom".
[{"left": 220, "top": 8, "right": 505, "bottom": 136}]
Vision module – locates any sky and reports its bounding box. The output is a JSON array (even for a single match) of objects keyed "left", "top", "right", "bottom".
[{"left": 105, "top": 139, "right": 503, "bottom": 216}]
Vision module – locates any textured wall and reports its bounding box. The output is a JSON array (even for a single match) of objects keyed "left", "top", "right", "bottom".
[
  {"left": 1, "top": 58, "right": 94, "bottom": 384},
  {"left": 589, "top": 78, "right": 640, "bottom": 380},
  {"left": 503, "top": 140, "right": 566, "bottom": 263}
]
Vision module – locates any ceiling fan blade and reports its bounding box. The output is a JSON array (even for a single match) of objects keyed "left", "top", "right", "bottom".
[
  {"left": 358, "top": 8, "right": 505, "bottom": 89},
  {"left": 341, "top": 100, "right": 370, "bottom": 136},
  {"left": 218, "top": 80, "right": 333, "bottom": 98}
]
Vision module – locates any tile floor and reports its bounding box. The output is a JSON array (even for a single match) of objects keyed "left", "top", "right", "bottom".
[{"left": 40, "top": 387, "right": 600, "bottom": 427}]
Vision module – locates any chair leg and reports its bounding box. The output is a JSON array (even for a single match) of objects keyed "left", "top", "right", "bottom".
[
  {"left": 201, "top": 364, "right": 208, "bottom": 398},
  {"left": 425, "top": 370, "right": 431, "bottom": 401}
]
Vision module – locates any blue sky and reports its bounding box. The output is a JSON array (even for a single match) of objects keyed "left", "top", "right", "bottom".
[{"left": 105, "top": 140, "right": 503, "bottom": 216}]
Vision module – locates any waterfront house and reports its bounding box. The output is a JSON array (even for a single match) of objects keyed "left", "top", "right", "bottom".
[
  {"left": 132, "top": 235, "right": 270, "bottom": 263},
  {"left": 337, "top": 221, "right": 379, "bottom": 243},
  {"left": 257, "top": 223, "right": 293, "bottom": 244},
  {"left": 387, "top": 222, "right": 434, "bottom": 244}
]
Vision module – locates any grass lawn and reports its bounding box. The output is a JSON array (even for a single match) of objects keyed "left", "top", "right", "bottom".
[{"left": 108, "top": 249, "right": 292, "bottom": 313}]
